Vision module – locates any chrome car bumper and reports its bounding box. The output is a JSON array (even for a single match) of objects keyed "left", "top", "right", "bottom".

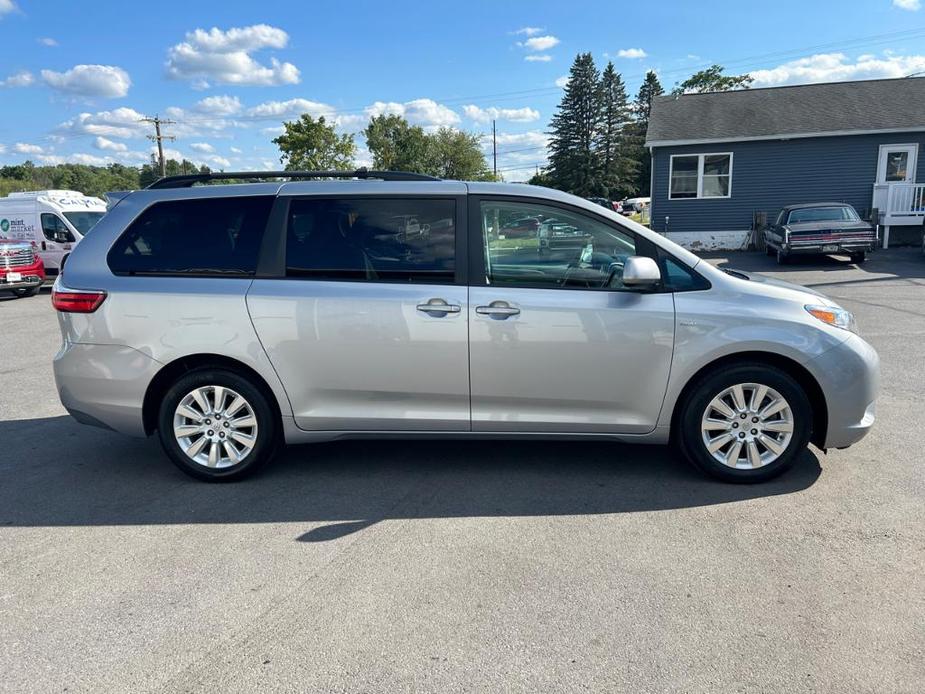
[{"left": 0, "top": 274, "right": 44, "bottom": 291}]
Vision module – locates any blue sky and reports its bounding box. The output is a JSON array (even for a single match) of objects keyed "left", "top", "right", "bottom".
[{"left": 1, "top": 0, "right": 925, "bottom": 180}]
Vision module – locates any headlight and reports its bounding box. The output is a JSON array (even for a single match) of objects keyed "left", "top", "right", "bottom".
[{"left": 805, "top": 304, "right": 858, "bottom": 333}]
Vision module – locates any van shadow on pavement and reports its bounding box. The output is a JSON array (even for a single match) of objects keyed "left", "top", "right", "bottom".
[{"left": 0, "top": 415, "right": 821, "bottom": 541}]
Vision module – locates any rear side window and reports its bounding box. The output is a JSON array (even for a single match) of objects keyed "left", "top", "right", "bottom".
[
  {"left": 286, "top": 198, "right": 456, "bottom": 283},
  {"left": 108, "top": 196, "right": 273, "bottom": 275}
]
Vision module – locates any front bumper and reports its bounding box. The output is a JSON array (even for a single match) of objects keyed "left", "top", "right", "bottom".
[
  {"left": 806, "top": 333, "right": 880, "bottom": 449},
  {"left": 0, "top": 273, "right": 45, "bottom": 291}
]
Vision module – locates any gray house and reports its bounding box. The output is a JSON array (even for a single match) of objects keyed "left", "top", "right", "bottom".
[{"left": 646, "top": 77, "right": 925, "bottom": 250}]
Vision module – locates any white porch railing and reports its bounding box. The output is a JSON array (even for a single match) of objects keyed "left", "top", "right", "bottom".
[{"left": 871, "top": 182, "right": 925, "bottom": 247}]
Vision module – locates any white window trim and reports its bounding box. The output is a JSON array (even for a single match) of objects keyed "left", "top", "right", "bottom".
[
  {"left": 668, "top": 152, "right": 734, "bottom": 200},
  {"left": 876, "top": 143, "right": 918, "bottom": 184}
]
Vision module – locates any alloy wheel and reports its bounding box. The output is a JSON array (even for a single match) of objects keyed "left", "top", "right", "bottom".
[
  {"left": 172, "top": 385, "right": 258, "bottom": 469},
  {"left": 700, "top": 383, "right": 794, "bottom": 469}
]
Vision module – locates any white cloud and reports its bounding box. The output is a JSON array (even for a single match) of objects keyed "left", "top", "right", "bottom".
[
  {"left": 260, "top": 125, "right": 285, "bottom": 136},
  {"left": 522, "top": 35, "right": 560, "bottom": 52},
  {"left": 513, "top": 27, "right": 544, "bottom": 36},
  {"left": 38, "top": 37, "right": 58, "bottom": 46},
  {"left": 230, "top": 146, "right": 242, "bottom": 154},
  {"left": 1, "top": 70, "right": 34, "bottom": 87},
  {"left": 201, "top": 154, "right": 231, "bottom": 168},
  {"left": 194, "top": 94, "right": 242, "bottom": 115},
  {"left": 0, "top": 0, "right": 16, "bottom": 18},
  {"left": 893, "top": 0, "right": 921, "bottom": 10},
  {"left": 248, "top": 97, "right": 336, "bottom": 119},
  {"left": 57, "top": 107, "right": 149, "bottom": 139},
  {"left": 525, "top": 55, "right": 552, "bottom": 62},
  {"left": 616, "top": 48, "right": 647, "bottom": 59},
  {"left": 14, "top": 142, "right": 43, "bottom": 154},
  {"left": 166, "top": 24, "right": 300, "bottom": 87},
  {"left": 190, "top": 142, "right": 215, "bottom": 153},
  {"left": 492, "top": 130, "right": 550, "bottom": 149},
  {"left": 750, "top": 52, "right": 925, "bottom": 87},
  {"left": 555, "top": 75, "right": 570, "bottom": 88},
  {"left": 365, "top": 98, "right": 460, "bottom": 128},
  {"left": 41, "top": 64, "right": 131, "bottom": 98},
  {"left": 93, "top": 136, "right": 127, "bottom": 152},
  {"left": 463, "top": 105, "right": 540, "bottom": 123}
]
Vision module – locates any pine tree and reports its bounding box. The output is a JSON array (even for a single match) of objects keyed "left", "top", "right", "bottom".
[
  {"left": 596, "top": 62, "right": 634, "bottom": 199},
  {"left": 547, "top": 53, "right": 603, "bottom": 197},
  {"left": 627, "top": 70, "right": 664, "bottom": 195}
]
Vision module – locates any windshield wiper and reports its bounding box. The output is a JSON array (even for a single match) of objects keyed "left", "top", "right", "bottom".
[{"left": 722, "top": 268, "right": 750, "bottom": 280}]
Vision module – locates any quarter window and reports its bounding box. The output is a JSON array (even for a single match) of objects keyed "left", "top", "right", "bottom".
[
  {"left": 285, "top": 198, "right": 456, "bottom": 283},
  {"left": 108, "top": 196, "right": 273, "bottom": 275},
  {"left": 480, "top": 201, "right": 639, "bottom": 290},
  {"left": 669, "top": 153, "right": 732, "bottom": 199}
]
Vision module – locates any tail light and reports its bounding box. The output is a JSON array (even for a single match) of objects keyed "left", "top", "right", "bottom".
[{"left": 52, "top": 282, "right": 107, "bottom": 313}]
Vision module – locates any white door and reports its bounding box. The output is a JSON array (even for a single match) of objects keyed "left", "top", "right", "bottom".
[{"left": 877, "top": 144, "right": 918, "bottom": 183}]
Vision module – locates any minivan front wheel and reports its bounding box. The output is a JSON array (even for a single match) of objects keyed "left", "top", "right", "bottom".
[
  {"left": 679, "top": 364, "right": 811, "bottom": 482},
  {"left": 157, "top": 369, "right": 278, "bottom": 481}
]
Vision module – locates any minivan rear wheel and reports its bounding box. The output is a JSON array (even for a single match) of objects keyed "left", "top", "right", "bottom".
[
  {"left": 157, "top": 369, "right": 278, "bottom": 481},
  {"left": 678, "top": 363, "right": 811, "bottom": 483}
]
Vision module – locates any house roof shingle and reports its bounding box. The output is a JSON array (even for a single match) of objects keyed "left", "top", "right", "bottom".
[{"left": 646, "top": 77, "right": 925, "bottom": 146}]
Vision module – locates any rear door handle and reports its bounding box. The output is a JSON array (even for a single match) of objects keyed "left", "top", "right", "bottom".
[
  {"left": 475, "top": 301, "right": 520, "bottom": 318},
  {"left": 416, "top": 298, "right": 461, "bottom": 315}
]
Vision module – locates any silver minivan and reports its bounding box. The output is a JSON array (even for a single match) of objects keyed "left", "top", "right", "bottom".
[{"left": 52, "top": 171, "right": 879, "bottom": 483}]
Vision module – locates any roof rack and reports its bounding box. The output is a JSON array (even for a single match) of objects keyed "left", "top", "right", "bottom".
[{"left": 146, "top": 169, "right": 440, "bottom": 189}]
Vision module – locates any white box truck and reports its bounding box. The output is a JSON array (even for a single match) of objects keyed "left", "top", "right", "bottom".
[{"left": 0, "top": 190, "right": 107, "bottom": 273}]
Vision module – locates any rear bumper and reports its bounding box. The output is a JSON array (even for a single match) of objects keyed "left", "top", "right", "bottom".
[
  {"left": 806, "top": 333, "right": 880, "bottom": 449},
  {"left": 783, "top": 242, "right": 875, "bottom": 255},
  {"left": 54, "top": 341, "right": 161, "bottom": 437}
]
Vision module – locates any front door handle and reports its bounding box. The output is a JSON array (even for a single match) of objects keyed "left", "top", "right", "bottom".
[
  {"left": 475, "top": 301, "right": 520, "bottom": 318},
  {"left": 416, "top": 298, "right": 461, "bottom": 316}
]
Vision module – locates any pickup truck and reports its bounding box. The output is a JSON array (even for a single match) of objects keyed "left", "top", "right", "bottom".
[
  {"left": 764, "top": 202, "right": 876, "bottom": 265},
  {"left": 0, "top": 239, "right": 46, "bottom": 298}
]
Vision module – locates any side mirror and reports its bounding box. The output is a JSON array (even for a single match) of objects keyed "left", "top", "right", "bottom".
[{"left": 622, "top": 256, "right": 661, "bottom": 287}]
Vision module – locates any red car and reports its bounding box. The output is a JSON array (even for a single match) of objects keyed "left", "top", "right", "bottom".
[{"left": 0, "top": 239, "right": 46, "bottom": 298}]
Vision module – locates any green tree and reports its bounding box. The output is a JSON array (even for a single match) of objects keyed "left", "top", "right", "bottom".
[
  {"left": 626, "top": 70, "right": 664, "bottom": 195},
  {"left": 596, "top": 62, "right": 635, "bottom": 199},
  {"left": 673, "top": 64, "right": 752, "bottom": 95},
  {"left": 364, "top": 115, "right": 492, "bottom": 179},
  {"left": 547, "top": 52, "right": 604, "bottom": 196},
  {"left": 425, "top": 127, "right": 492, "bottom": 180},
  {"left": 273, "top": 114, "right": 356, "bottom": 170},
  {"left": 364, "top": 114, "right": 430, "bottom": 171}
]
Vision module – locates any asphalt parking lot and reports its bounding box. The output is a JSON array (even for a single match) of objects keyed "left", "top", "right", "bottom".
[{"left": 1, "top": 249, "right": 923, "bottom": 693}]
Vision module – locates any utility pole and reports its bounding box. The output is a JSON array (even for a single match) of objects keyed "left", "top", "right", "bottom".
[
  {"left": 141, "top": 115, "right": 176, "bottom": 178},
  {"left": 492, "top": 119, "right": 497, "bottom": 179}
]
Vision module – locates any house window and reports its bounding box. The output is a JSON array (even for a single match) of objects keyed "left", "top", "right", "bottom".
[{"left": 669, "top": 153, "right": 733, "bottom": 199}]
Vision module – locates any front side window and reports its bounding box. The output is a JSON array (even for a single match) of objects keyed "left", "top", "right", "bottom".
[
  {"left": 41, "top": 213, "right": 74, "bottom": 242},
  {"left": 481, "top": 200, "right": 639, "bottom": 290},
  {"left": 63, "top": 211, "right": 105, "bottom": 235},
  {"left": 787, "top": 206, "right": 860, "bottom": 224},
  {"left": 108, "top": 196, "right": 273, "bottom": 275},
  {"left": 669, "top": 153, "right": 732, "bottom": 199},
  {"left": 286, "top": 198, "right": 456, "bottom": 283}
]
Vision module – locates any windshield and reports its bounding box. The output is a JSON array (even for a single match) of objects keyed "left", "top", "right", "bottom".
[
  {"left": 63, "top": 211, "right": 106, "bottom": 235},
  {"left": 787, "top": 206, "right": 859, "bottom": 224}
]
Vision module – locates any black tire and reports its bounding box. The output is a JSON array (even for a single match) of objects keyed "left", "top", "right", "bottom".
[
  {"left": 13, "top": 286, "right": 41, "bottom": 298},
  {"left": 849, "top": 252, "right": 866, "bottom": 264},
  {"left": 677, "top": 363, "right": 812, "bottom": 483},
  {"left": 776, "top": 248, "right": 789, "bottom": 265},
  {"left": 157, "top": 368, "right": 279, "bottom": 482}
]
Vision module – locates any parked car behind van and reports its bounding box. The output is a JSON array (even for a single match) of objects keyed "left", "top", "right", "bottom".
[
  {"left": 52, "top": 171, "right": 879, "bottom": 484},
  {"left": 0, "top": 190, "right": 107, "bottom": 273},
  {"left": 764, "top": 202, "right": 876, "bottom": 265}
]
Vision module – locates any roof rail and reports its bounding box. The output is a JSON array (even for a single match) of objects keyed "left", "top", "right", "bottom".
[{"left": 146, "top": 169, "right": 440, "bottom": 189}]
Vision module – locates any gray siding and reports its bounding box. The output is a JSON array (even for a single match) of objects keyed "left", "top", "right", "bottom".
[{"left": 650, "top": 132, "right": 925, "bottom": 235}]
